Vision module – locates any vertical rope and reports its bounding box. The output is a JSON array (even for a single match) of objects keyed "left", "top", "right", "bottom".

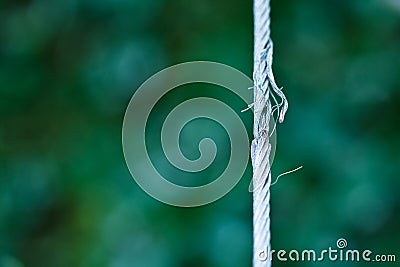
[{"left": 252, "top": 0, "right": 288, "bottom": 266}]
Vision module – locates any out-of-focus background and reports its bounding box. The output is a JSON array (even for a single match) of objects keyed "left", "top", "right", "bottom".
[{"left": 1, "top": 0, "right": 399, "bottom": 266}]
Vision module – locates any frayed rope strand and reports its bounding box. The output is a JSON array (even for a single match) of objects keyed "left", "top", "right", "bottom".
[{"left": 252, "top": 0, "right": 289, "bottom": 266}]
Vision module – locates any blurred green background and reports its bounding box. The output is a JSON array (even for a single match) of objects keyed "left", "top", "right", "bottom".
[{"left": 1, "top": 0, "right": 399, "bottom": 266}]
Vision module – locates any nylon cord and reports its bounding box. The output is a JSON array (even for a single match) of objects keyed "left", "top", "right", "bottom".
[{"left": 252, "top": 0, "right": 288, "bottom": 266}]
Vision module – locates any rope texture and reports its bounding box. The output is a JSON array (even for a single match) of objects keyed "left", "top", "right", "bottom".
[{"left": 252, "top": 0, "right": 288, "bottom": 266}]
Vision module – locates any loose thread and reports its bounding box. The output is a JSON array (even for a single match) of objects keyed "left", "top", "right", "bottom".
[{"left": 271, "top": 165, "right": 303, "bottom": 186}]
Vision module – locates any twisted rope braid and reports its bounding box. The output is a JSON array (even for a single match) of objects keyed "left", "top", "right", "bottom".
[{"left": 252, "top": 0, "right": 288, "bottom": 266}]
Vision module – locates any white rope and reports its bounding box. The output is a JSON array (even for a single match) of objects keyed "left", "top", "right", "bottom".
[{"left": 252, "top": 0, "right": 288, "bottom": 266}]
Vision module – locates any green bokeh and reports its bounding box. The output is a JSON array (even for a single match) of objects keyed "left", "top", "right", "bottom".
[{"left": 1, "top": 0, "right": 399, "bottom": 266}]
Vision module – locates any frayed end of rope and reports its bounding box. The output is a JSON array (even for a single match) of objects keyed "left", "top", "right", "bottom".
[{"left": 253, "top": 40, "right": 289, "bottom": 124}]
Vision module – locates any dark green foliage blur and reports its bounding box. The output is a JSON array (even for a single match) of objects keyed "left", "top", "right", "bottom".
[{"left": 1, "top": 0, "right": 399, "bottom": 266}]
